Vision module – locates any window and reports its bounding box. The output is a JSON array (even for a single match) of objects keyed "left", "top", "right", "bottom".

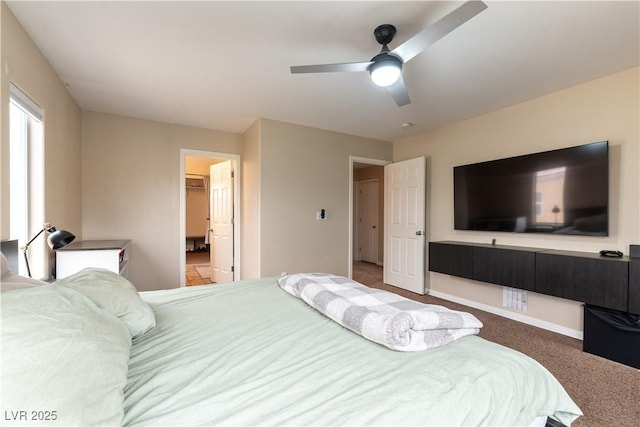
[{"left": 9, "top": 84, "right": 44, "bottom": 277}]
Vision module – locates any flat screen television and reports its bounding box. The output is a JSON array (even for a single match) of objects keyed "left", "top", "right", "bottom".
[{"left": 454, "top": 141, "right": 609, "bottom": 236}]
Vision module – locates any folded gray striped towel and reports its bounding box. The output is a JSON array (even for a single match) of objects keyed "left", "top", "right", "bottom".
[{"left": 278, "top": 273, "right": 482, "bottom": 351}]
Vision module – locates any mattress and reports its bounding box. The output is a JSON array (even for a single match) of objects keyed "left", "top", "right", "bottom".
[{"left": 123, "top": 277, "right": 582, "bottom": 426}]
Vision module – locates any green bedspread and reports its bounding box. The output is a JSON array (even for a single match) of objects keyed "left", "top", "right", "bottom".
[{"left": 123, "top": 277, "right": 582, "bottom": 426}]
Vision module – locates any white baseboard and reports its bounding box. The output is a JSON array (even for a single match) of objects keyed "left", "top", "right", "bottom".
[{"left": 428, "top": 290, "right": 583, "bottom": 340}]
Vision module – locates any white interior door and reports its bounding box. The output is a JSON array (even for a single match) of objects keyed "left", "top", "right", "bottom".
[
  {"left": 384, "top": 157, "right": 426, "bottom": 294},
  {"left": 359, "top": 179, "right": 379, "bottom": 264},
  {"left": 210, "top": 161, "right": 234, "bottom": 283}
]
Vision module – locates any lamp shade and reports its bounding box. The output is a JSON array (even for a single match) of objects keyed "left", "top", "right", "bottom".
[
  {"left": 47, "top": 228, "right": 75, "bottom": 250},
  {"left": 369, "top": 55, "right": 402, "bottom": 87}
]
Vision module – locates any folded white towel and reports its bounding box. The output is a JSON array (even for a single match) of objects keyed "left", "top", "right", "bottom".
[{"left": 278, "top": 273, "right": 482, "bottom": 351}]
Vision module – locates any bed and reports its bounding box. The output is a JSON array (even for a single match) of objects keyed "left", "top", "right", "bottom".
[{"left": 1, "top": 257, "right": 582, "bottom": 426}]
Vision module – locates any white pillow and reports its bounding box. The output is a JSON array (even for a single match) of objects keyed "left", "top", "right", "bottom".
[
  {"left": 55, "top": 268, "right": 156, "bottom": 339},
  {"left": 1, "top": 285, "right": 131, "bottom": 426}
]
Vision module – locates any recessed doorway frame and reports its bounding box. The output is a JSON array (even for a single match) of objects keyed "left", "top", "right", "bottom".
[
  {"left": 348, "top": 156, "right": 391, "bottom": 279},
  {"left": 179, "top": 149, "right": 241, "bottom": 287}
]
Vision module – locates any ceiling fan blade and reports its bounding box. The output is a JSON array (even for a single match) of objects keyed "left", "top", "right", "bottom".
[
  {"left": 290, "top": 61, "right": 372, "bottom": 74},
  {"left": 391, "top": 1, "right": 487, "bottom": 63},
  {"left": 386, "top": 75, "right": 411, "bottom": 107}
]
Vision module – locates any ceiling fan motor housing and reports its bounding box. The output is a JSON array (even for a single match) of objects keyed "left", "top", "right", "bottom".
[
  {"left": 370, "top": 53, "right": 402, "bottom": 69},
  {"left": 374, "top": 24, "right": 397, "bottom": 47}
]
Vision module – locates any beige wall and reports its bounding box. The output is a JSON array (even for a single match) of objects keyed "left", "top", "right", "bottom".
[
  {"left": 81, "top": 115, "right": 392, "bottom": 286},
  {"left": 258, "top": 119, "right": 392, "bottom": 277},
  {"left": 185, "top": 156, "right": 224, "bottom": 176},
  {"left": 394, "top": 67, "right": 640, "bottom": 333},
  {"left": 185, "top": 188, "right": 207, "bottom": 239},
  {"left": 241, "top": 119, "right": 261, "bottom": 279},
  {"left": 1, "top": 3, "right": 82, "bottom": 278},
  {"left": 81, "top": 111, "right": 242, "bottom": 290}
]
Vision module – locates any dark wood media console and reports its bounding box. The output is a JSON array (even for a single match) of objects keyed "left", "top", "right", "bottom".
[
  {"left": 429, "top": 241, "right": 639, "bottom": 315},
  {"left": 629, "top": 260, "right": 640, "bottom": 314}
]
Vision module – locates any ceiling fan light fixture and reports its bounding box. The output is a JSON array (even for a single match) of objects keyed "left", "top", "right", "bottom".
[
  {"left": 290, "top": 2, "right": 488, "bottom": 106},
  {"left": 369, "top": 55, "right": 402, "bottom": 87}
]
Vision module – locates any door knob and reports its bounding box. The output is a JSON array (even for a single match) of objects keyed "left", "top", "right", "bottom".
[{"left": 416, "top": 231, "right": 423, "bottom": 236}]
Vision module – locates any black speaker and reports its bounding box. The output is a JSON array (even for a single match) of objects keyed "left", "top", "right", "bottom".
[{"left": 630, "top": 244, "right": 640, "bottom": 258}]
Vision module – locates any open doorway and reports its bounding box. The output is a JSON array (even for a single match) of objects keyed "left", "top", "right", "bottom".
[
  {"left": 180, "top": 149, "right": 241, "bottom": 287},
  {"left": 349, "top": 156, "right": 428, "bottom": 294},
  {"left": 185, "top": 157, "right": 216, "bottom": 286},
  {"left": 349, "top": 157, "right": 390, "bottom": 285}
]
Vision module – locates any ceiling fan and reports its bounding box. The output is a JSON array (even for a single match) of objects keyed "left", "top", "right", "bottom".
[{"left": 290, "top": 1, "right": 487, "bottom": 107}]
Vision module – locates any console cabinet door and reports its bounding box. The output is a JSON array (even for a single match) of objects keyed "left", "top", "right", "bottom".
[
  {"left": 535, "top": 253, "right": 578, "bottom": 301},
  {"left": 629, "top": 260, "right": 640, "bottom": 315},
  {"left": 473, "top": 247, "right": 536, "bottom": 291},
  {"left": 428, "top": 242, "right": 473, "bottom": 279},
  {"left": 536, "top": 252, "right": 628, "bottom": 311}
]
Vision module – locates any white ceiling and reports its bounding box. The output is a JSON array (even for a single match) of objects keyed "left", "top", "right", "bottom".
[{"left": 6, "top": 1, "right": 639, "bottom": 142}]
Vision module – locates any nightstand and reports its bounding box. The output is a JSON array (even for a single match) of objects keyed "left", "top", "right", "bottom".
[{"left": 55, "top": 239, "right": 130, "bottom": 279}]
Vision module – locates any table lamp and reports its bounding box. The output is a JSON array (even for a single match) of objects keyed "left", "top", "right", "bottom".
[{"left": 22, "top": 223, "right": 75, "bottom": 277}]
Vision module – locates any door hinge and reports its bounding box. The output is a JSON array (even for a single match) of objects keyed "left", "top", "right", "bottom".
[
  {"left": 231, "top": 171, "right": 235, "bottom": 178},
  {"left": 231, "top": 266, "right": 235, "bottom": 272}
]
